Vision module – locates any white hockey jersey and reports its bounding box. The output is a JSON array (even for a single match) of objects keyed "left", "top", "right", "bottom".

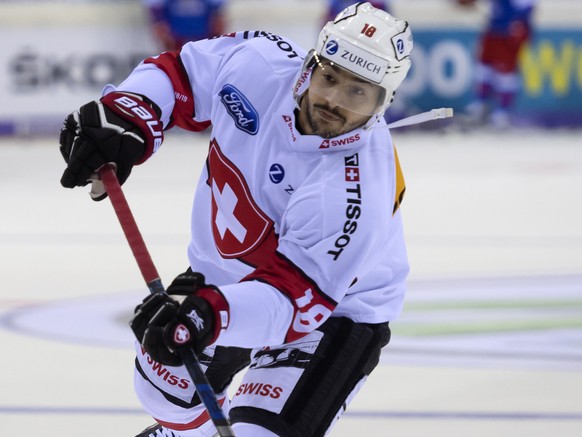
[{"left": 108, "top": 31, "right": 409, "bottom": 348}]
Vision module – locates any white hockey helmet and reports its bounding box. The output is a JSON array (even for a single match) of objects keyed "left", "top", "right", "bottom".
[{"left": 295, "top": 2, "right": 413, "bottom": 123}]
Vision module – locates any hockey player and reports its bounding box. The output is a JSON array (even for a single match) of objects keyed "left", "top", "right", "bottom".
[
  {"left": 58, "top": 2, "right": 413, "bottom": 436},
  {"left": 458, "top": 0, "right": 537, "bottom": 128},
  {"left": 325, "top": 0, "right": 392, "bottom": 21},
  {"left": 143, "top": 0, "right": 226, "bottom": 51}
]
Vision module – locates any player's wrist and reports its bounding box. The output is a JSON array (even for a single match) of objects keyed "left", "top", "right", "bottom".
[{"left": 194, "top": 287, "right": 230, "bottom": 344}]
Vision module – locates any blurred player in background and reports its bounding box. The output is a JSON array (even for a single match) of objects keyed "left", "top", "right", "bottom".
[
  {"left": 458, "top": 0, "right": 536, "bottom": 128},
  {"left": 143, "top": 0, "right": 226, "bottom": 51},
  {"left": 325, "top": 0, "right": 392, "bottom": 21},
  {"left": 58, "top": 2, "right": 413, "bottom": 436}
]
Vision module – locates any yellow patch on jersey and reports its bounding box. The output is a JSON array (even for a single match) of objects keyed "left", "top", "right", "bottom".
[{"left": 393, "top": 145, "right": 406, "bottom": 214}]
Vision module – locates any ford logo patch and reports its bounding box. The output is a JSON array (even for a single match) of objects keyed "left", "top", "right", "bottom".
[{"left": 219, "top": 84, "right": 259, "bottom": 135}]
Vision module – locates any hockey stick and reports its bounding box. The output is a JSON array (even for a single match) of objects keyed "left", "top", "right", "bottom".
[{"left": 96, "top": 163, "right": 236, "bottom": 437}]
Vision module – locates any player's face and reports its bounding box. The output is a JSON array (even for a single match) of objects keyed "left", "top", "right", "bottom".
[{"left": 298, "top": 61, "right": 383, "bottom": 138}]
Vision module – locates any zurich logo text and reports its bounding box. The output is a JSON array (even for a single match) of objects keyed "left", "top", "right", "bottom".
[{"left": 219, "top": 84, "right": 259, "bottom": 135}]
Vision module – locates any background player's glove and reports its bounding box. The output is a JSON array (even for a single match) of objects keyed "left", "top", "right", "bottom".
[
  {"left": 59, "top": 91, "right": 163, "bottom": 200},
  {"left": 130, "top": 271, "right": 229, "bottom": 366}
]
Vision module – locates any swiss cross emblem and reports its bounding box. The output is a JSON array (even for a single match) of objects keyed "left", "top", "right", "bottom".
[
  {"left": 173, "top": 324, "right": 190, "bottom": 344},
  {"left": 207, "top": 140, "right": 274, "bottom": 258},
  {"left": 345, "top": 167, "right": 359, "bottom": 182}
]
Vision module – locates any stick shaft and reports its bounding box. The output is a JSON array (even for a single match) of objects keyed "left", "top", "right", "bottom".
[
  {"left": 99, "top": 165, "right": 164, "bottom": 293},
  {"left": 98, "top": 164, "right": 235, "bottom": 436}
]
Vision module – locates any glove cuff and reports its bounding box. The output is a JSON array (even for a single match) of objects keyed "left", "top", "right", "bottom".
[
  {"left": 100, "top": 91, "right": 164, "bottom": 164},
  {"left": 196, "top": 287, "right": 230, "bottom": 344}
]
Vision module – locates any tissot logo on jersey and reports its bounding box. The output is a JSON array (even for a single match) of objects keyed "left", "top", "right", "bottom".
[
  {"left": 328, "top": 153, "right": 362, "bottom": 261},
  {"left": 241, "top": 31, "right": 300, "bottom": 59},
  {"left": 319, "top": 133, "right": 361, "bottom": 149},
  {"left": 219, "top": 84, "right": 259, "bottom": 135}
]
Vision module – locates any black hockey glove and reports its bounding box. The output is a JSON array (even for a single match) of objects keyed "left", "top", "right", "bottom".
[
  {"left": 130, "top": 271, "right": 230, "bottom": 366},
  {"left": 59, "top": 91, "right": 164, "bottom": 200}
]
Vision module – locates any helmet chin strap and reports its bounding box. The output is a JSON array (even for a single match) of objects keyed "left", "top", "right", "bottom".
[
  {"left": 385, "top": 107, "right": 454, "bottom": 129},
  {"left": 364, "top": 107, "right": 455, "bottom": 132},
  {"left": 363, "top": 111, "right": 388, "bottom": 131}
]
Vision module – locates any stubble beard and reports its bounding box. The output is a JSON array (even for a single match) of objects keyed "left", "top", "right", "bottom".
[{"left": 303, "top": 94, "right": 347, "bottom": 139}]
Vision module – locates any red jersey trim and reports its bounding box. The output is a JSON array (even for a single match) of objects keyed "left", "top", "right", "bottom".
[
  {"left": 243, "top": 251, "right": 337, "bottom": 343},
  {"left": 144, "top": 51, "right": 211, "bottom": 132},
  {"left": 154, "top": 396, "right": 226, "bottom": 431}
]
